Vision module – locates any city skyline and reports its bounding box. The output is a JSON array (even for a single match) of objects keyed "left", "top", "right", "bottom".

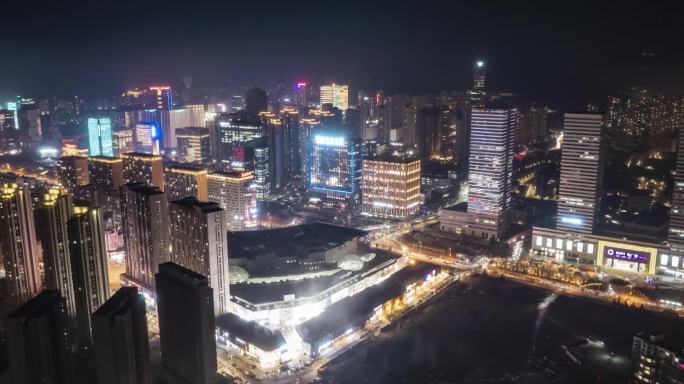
[
  {"left": 0, "top": 1, "right": 683, "bottom": 108},
  {"left": 3, "top": 2, "right": 684, "bottom": 383}
]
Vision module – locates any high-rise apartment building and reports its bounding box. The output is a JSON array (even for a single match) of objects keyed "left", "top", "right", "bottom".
[
  {"left": 121, "top": 183, "right": 170, "bottom": 289},
  {"left": 169, "top": 198, "right": 230, "bottom": 315},
  {"left": 37, "top": 190, "right": 76, "bottom": 318},
  {"left": 0, "top": 183, "right": 41, "bottom": 308},
  {"left": 207, "top": 171, "right": 257, "bottom": 231},
  {"left": 155, "top": 262, "right": 217, "bottom": 384},
  {"left": 92, "top": 287, "right": 151, "bottom": 384},
  {"left": 88, "top": 117, "right": 114, "bottom": 157},
  {"left": 556, "top": 113, "right": 604, "bottom": 235},
  {"left": 631, "top": 332, "right": 684, "bottom": 384},
  {"left": 165, "top": 164, "right": 208, "bottom": 202},
  {"left": 89, "top": 156, "right": 125, "bottom": 194},
  {"left": 123, "top": 152, "right": 164, "bottom": 191},
  {"left": 68, "top": 203, "right": 110, "bottom": 346},
  {"left": 320, "top": 83, "right": 349, "bottom": 110},
  {"left": 309, "top": 132, "right": 363, "bottom": 211},
  {"left": 58, "top": 156, "right": 90, "bottom": 191},
  {"left": 3, "top": 290, "right": 73, "bottom": 384},
  {"left": 362, "top": 155, "right": 421, "bottom": 219}
]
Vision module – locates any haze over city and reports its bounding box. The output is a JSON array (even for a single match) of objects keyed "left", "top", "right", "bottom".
[{"left": 1, "top": 1, "right": 684, "bottom": 384}]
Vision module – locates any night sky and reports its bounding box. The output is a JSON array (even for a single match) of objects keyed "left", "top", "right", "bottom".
[{"left": 2, "top": 0, "right": 684, "bottom": 107}]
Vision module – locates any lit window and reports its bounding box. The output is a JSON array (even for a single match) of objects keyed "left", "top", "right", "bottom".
[
  {"left": 536, "top": 236, "right": 543, "bottom": 247},
  {"left": 672, "top": 256, "right": 680, "bottom": 268},
  {"left": 661, "top": 255, "right": 669, "bottom": 266},
  {"left": 577, "top": 242, "right": 584, "bottom": 253},
  {"left": 546, "top": 238, "right": 552, "bottom": 248},
  {"left": 556, "top": 239, "right": 563, "bottom": 249},
  {"left": 587, "top": 244, "right": 594, "bottom": 255},
  {"left": 566, "top": 240, "right": 573, "bottom": 251}
]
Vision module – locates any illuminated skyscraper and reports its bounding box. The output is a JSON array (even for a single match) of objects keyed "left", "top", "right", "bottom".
[
  {"left": 207, "top": 171, "right": 257, "bottom": 231},
  {"left": 92, "top": 287, "right": 151, "bottom": 384},
  {"left": 469, "top": 60, "right": 486, "bottom": 107},
  {"left": 280, "top": 108, "right": 301, "bottom": 180},
  {"left": 474, "top": 60, "right": 486, "bottom": 90},
  {"left": 155, "top": 262, "right": 217, "bottom": 384},
  {"left": 466, "top": 108, "right": 517, "bottom": 239},
  {"left": 165, "top": 164, "right": 208, "bottom": 202},
  {"left": 0, "top": 109, "right": 22, "bottom": 155},
  {"left": 169, "top": 198, "right": 230, "bottom": 315},
  {"left": 149, "top": 86, "right": 173, "bottom": 110},
  {"left": 4, "top": 290, "right": 73, "bottom": 384},
  {"left": 121, "top": 183, "right": 170, "bottom": 289},
  {"left": 163, "top": 105, "right": 205, "bottom": 149},
  {"left": 123, "top": 152, "right": 164, "bottom": 191},
  {"left": 265, "top": 116, "right": 285, "bottom": 188},
  {"left": 299, "top": 118, "right": 320, "bottom": 180},
  {"left": 176, "top": 127, "right": 211, "bottom": 164},
  {"left": 320, "top": 83, "right": 349, "bottom": 110},
  {"left": 556, "top": 113, "right": 604, "bottom": 235},
  {"left": 134, "top": 122, "right": 161, "bottom": 155},
  {"left": 88, "top": 117, "right": 114, "bottom": 157},
  {"left": 0, "top": 183, "right": 41, "bottom": 308},
  {"left": 231, "top": 95, "right": 245, "bottom": 113},
  {"left": 68, "top": 203, "right": 110, "bottom": 347},
  {"left": 215, "top": 113, "right": 264, "bottom": 167},
  {"left": 308, "top": 132, "right": 362, "bottom": 211},
  {"left": 295, "top": 82, "right": 308, "bottom": 106},
  {"left": 362, "top": 155, "right": 421, "bottom": 219},
  {"left": 668, "top": 121, "right": 684, "bottom": 251},
  {"left": 113, "top": 129, "right": 134, "bottom": 157},
  {"left": 417, "top": 105, "right": 453, "bottom": 159}
]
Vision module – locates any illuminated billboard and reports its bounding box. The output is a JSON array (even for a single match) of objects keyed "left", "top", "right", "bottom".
[{"left": 603, "top": 247, "right": 649, "bottom": 263}]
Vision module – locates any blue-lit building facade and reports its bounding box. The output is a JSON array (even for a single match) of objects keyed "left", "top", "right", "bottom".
[
  {"left": 88, "top": 117, "right": 114, "bottom": 157},
  {"left": 308, "top": 133, "right": 362, "bottom": 211}
]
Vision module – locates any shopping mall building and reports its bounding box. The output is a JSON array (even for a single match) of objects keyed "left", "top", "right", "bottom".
[{"left": 530, "top": 227, "right": 684, "bottom": 279}]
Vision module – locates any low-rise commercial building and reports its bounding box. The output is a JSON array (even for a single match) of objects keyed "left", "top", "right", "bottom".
[
  {"left": 530, "top": 227, "right": 670, "bottom": 277},
  {"left": 295, "top": 263, "right": 441, "bottom": 358},
  {"left": 216, "top": 313, "right": 288, "bottom": 369}
]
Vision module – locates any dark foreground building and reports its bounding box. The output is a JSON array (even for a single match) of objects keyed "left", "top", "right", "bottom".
[
  {"left": 3, "top": 290, "right": 73, "bottom": 384},
  {"left": 156, "top": 262, "right": 217, "bottom": 384},
  {"left": 92, "top": 286, "right": 151, "bottom": 384}
]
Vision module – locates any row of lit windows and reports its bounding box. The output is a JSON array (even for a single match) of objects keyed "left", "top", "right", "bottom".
[{"left": 535, "top": 235, "right": 595, "bottom": 255}]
